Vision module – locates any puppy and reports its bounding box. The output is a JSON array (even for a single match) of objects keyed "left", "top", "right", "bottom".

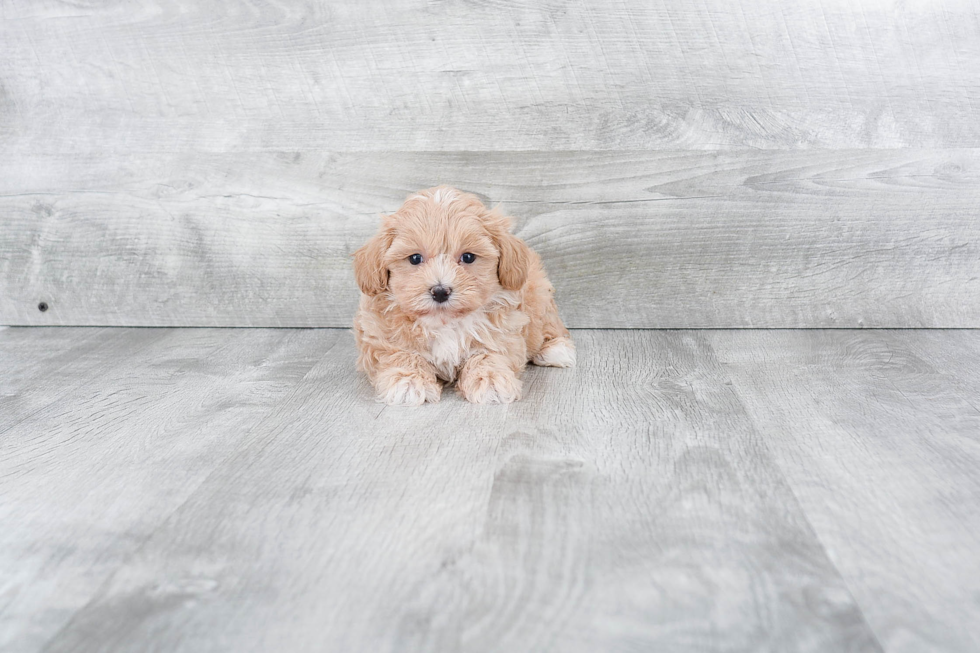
[{"left": 353, "top": 186, "right": 575, "bottom": 406}]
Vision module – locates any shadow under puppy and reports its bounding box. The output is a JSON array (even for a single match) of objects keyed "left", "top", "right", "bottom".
[{"left": 353, "top": 186, "right": 575, "bottom": 406}]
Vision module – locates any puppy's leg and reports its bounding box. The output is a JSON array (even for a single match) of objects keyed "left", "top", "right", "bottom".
[
  {"left": 532, "top": 294, "right": 576, "bottom": 368},
  {"left": 373, "top": 351, "right": 442, "bottom": 407},
  {"left": 456, "top": 353, "right": 522, "bottom": 404},
  {"left": 532, "top": 337, "right": 576, "bottom": 368}
]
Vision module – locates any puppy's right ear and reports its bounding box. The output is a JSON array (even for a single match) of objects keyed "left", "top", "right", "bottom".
[{"left": 353, "top": 220, "right": 395, "bottom": 296}]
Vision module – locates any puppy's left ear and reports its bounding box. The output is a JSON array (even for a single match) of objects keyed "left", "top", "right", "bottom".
[
  {"left": 353, "top": 219, "right": 395, "bottom": 296},
  {"left": 485, "top": 212, "right": 531, "bottom": 291}
]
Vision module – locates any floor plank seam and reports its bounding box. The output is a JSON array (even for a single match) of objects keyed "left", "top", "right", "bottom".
[
  {"left": 31, "top": 330, "right": 341, "bottom": 653},
  {"left": 707, "top": 341, "right": 890, "bottom": 653},
  {"left": 0, "top": 328, "right": 164, "bottom": 438}
]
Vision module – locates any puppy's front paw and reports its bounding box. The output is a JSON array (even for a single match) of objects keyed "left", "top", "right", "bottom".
[
  {"left": 532, "top": 337, "right": 576, "bottom": 368},
  {"left": 457, "top": 355, "right": 522, "bottom": 404},
  {"left": 377, "top": 371, "right": 441, "bottom": 406}
]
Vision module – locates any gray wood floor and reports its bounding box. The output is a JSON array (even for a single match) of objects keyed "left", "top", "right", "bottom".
[{"left": 2, "top": 326, "right": 979, "bottom": 652}]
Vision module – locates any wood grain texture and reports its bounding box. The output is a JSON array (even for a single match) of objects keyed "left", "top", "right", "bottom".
[
  {"left": 1, "top": 327, "right": 881, "bottom": 652},
  {"left": 709, "top": 330, "right": 980, "bottom": 652},
  {"left": 2, "top": 327, "right": 108, "bottom": 412},
  {"left": 1, "top": 0, "right": 978, "bottom": 152},
  {"left": 891, "top": 330, "right": 980, "bottom": 401},
  {"left": 0, "top": 327, "right": 174, "bottom": 433},
  {"left": 0, "top": 327, "right": 330, "bottom": 653},
  {"left": 3, "top": 150, "right": 979, "bottom": 328}
]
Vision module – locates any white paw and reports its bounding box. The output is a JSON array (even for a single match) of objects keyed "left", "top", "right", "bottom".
[
  {"left": 380, "top": 375, "right": 440, "bottom": 406},
  {"left": 532, "top": 338, "right": 576, "bottom": 368},
  {"left": 460, "top": 370, "right": 522, "bottom": 404}
]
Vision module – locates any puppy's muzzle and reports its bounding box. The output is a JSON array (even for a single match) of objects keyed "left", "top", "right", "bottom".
[{"left": 430, "top": 285, "right": 452, "bottom": 304}]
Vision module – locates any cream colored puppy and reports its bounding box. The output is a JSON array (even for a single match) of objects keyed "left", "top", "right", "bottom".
[{"left": 353, "top": 186, "right": 574, "bottom": 406}]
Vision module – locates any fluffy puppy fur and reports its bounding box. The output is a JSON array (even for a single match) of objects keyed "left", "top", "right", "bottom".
[{"left": 353, "top": 186, "right": 575, "bottom": 406}]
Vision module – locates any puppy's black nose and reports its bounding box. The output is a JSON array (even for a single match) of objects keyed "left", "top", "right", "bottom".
[{"left": 430, "top": 285, "right": 452, "bottom": 303}]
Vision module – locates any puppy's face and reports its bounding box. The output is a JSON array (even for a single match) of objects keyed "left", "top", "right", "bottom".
[
  {"left": 354, "top": 187, "right": 530, "bottom": 319},
  {"left": 385, "top": 206, "right": 500, "bottom": 318}
]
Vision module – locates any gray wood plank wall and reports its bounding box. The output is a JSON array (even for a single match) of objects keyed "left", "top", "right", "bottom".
[{"left": 2, "top": 1, "right": 978, "bottom": 327}]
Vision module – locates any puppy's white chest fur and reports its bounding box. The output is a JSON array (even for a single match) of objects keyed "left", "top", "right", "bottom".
[
  {"left": 418, "top": 291, "right": 528, "bottom": 382},
  {"left": 421, "top": 311, "right": 494, "bottom": 382}
]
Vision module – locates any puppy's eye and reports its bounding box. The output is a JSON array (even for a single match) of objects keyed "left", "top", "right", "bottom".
[
  {"left": 408, "top": 253, "right": 423, "bottom": 265},
  {"left": 460, "top": 252, "right": 476, "bottom": 264}
]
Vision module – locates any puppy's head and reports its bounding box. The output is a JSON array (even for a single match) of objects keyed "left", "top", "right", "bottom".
[{"left": 353, "top": 186, "right": 531, "bottom": 317}]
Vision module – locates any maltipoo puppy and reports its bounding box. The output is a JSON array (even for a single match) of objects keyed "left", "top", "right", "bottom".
[{"left": 353, "top": 186, "right": 575, "bottom": 406}]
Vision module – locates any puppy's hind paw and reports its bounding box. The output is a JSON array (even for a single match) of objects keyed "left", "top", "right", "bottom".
[
  {"left": 532, "top": 338, "right": 576, "bottom": 368},
  {"left": 378, "top": 372, "right": 441, "bottom": 406}
]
